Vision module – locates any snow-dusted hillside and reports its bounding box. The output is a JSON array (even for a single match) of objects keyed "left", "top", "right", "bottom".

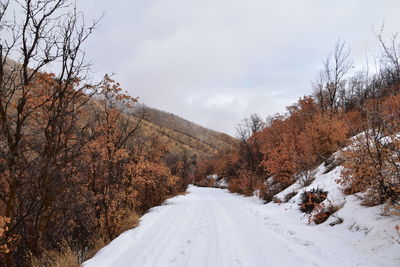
[
  {"left": 273, "top": 157, "right": 400, "bottom": 265},
  {"left": 84, "top": 162, "right": 399, "bottom": 267}
]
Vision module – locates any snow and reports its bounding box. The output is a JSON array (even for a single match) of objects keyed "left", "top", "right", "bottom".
[
  {"left": 207, "top": 174, "right": 228, "bottom": 188},
  {"left": 84, "top": 183, "right": 399, "bottom": 267},
  {"left": 215, "top": 178, "right": 228, "bottom": 188},
  {"left": 270, "top": 156, "right": 400, "bottom": 266}
]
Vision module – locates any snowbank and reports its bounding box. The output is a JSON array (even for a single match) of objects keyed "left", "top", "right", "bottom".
[{"left": 271, "top": 151, "right": 400, "bottom": 264}]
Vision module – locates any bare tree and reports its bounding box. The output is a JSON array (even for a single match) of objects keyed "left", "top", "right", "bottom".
[
  {"left": 235, "top": 114, "right": 264, "bottom": 141},
  {"left": 375, "top": 25, "right": 400, "bottom": 85},
  {"left": 0, "top": 1, "right": 99, "bottom": 265},
  {"left": 235, "top": 114, "right": 265, "bottom": 192},
  {"left": 313, "top": 40, "right": 352, "bottom": 113}
]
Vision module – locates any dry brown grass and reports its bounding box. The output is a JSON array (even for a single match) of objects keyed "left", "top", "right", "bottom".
[
  {"left": 81, "top": 237, "right": 109, "bottom": 262},
  {"left": 84, "top": 211, "right": 140, "bottom": 262},
  {"left": 173, "top": 191, "right": 189, "bottom": 197},
  {"left": 115, "top": 211, "right": 140, "bottom": 235},
  {"left": 29, "top": 241, "right": 79, "bottom": 267},
  {"left": 29, "top": 211, "right": 141, "bottom": 266}
]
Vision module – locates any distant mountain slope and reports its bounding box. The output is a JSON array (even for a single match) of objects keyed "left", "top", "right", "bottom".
[
  {"left": 128, "top": 104, "right": 237, "bottom": 157},
  {"left": 2, "top": 57, "right": 234, "bottom": 159}
]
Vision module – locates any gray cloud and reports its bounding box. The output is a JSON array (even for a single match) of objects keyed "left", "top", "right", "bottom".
[{"left": 78, "top": 0, "right": 400, "bottom": 135}]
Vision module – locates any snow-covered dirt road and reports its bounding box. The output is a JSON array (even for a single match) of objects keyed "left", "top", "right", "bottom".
[{"left": 84, "top": 186, "right": 395, "bottom": 267}]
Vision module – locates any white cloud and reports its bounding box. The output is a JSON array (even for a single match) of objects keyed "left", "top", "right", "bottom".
[{"left": 79, "top": 0, "right": 400, "bottom": 135}]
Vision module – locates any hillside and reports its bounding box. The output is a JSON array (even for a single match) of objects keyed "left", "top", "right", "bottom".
[
  {"left": 2, "top": 57, "right": 235, "bottom": 160},
  {"left": 128, "top": 104, "right": 237, "bottom": 158}
]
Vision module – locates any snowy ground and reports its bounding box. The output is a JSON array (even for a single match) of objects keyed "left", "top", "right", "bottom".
[{"left": 83, "top": 185, "right": 399, "bottom": 267}]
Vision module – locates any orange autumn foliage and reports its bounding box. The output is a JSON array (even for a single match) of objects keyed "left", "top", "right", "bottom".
[
  {"left": 0, "top": 216, "right": 18, "bottom": 259},
  {"left": 0, "top": 73, "right": 190, "bottom": 265},
  {"left": 200, "top": 96, "right": 349, "bottom": 200},
  {"left": 339, "top": 93, "right": 400, "bottom": 206},
  {"left": 301, "top": 113, "right": 348, "bottom": 161}
]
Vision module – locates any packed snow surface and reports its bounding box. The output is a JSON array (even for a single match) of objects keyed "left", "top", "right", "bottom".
[{"left": 84, "top": 186, "right": 399, "bottom": 267}]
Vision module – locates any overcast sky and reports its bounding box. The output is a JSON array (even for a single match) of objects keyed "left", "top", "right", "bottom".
[{"left": 78, "top": 0, "right": 400, "bottom": 136}]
